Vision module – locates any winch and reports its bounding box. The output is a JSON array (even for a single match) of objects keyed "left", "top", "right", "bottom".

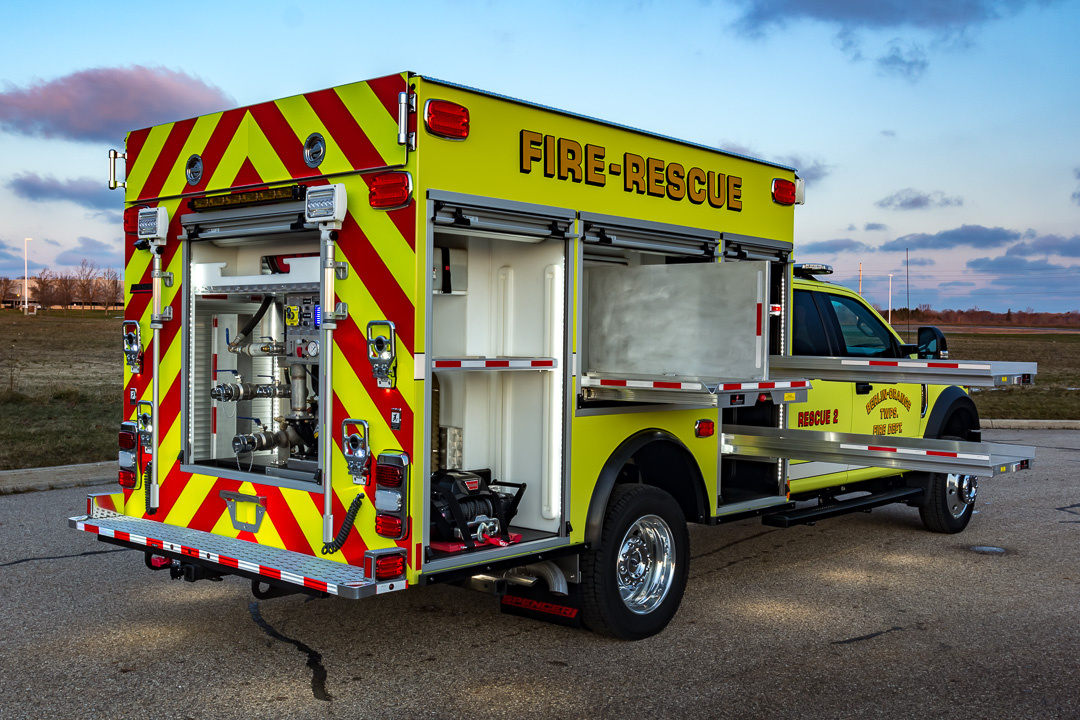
[{"left": 429, "top": 469, "right": 525, "bottom": 550}]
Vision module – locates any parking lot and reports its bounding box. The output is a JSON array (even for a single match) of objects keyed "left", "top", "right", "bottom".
[{"left": 1, "top": 429, "right": 1077, "bottom": 719}]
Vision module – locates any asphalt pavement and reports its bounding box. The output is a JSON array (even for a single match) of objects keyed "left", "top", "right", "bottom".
[{"left": 0, "top": 429, "right": 1076, "bottom": 719}]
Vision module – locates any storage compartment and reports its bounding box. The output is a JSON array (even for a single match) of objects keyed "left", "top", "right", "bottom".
[
  {"left": 427, "top": 231, "right": 567, "bottom": 556},
  {"left": 182, "top": 233, "right": 323, "bottom": 485}
]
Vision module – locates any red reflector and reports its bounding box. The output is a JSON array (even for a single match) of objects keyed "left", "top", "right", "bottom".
[
  {"left": 119, "top": 431, "right": 137, "bottom": 451},
  {"left": 758, "top": 393, "right": 770, "bottom": 404},
  {"left": 425, "top": 100, "right": 470, "bottom": 139},
  {"left": 375, "top": 514, "right": 403, "bottom": 537},
  {"left": 376, "top": 463, "right": 404, "bottom": 488},
  {"left": 118, "top": 469, "right": 137, "bottom": 488},
  {"left": 374, "top": 554, "right": 405, "bottom": 580},
  {"left": 695, "top": 419, "right": 715, "bottom": 438},
  {"left": 123, "top": 207, "right": 142, "bottom": 235},
  {"left": 369, "top": 172, "right": 411, "bottom": 209},
  {"left": 772, "top": 178, "right": 797, "bottom": 205}
]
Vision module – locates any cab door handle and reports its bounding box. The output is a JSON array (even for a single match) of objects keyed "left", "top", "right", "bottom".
[{"left": 855, "top": 382, "right": 873, "bottom": 395}]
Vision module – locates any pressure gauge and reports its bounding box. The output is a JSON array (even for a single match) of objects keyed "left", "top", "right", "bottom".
[{"left": 306, "top": 340, "right": 320, "bottom": 358}]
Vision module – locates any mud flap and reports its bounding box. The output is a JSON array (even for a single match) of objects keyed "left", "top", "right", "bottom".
[{"left": 500, "top": 582, "right": 583, "bottom": 629}]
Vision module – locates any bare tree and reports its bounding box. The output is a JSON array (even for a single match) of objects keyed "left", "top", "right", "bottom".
[
  {"left": 0, "top": 277, "right": 12, "bottom": 309},
  {"left": 54, "top": 271, "right": 75, "bottom": 312},
  {"left": 74, "top": 259, "right": 99, "bottom": 315},
  {"left": 101, "top": 267, "right": 121, "bottom": 312},
  {"left": 32, "top": 268, "right": 55, "bottom": 312}
]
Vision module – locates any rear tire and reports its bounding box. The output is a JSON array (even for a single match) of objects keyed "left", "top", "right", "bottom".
[
  {"left": 919, "top": 435, "right": 977, "bottom": 533},
  {"left": 581, "top": 484, "right": 689, "bottom": 640}
]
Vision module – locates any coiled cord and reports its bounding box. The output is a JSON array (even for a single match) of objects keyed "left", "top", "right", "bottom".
[{"left": 321, "top": 492, "right": 364, "bottom": 555}]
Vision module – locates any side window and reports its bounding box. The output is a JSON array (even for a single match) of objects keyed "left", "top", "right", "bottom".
[
  {"left": 792, "top": 290, "right": 832, "bottom": 356},
  {"left": 827, "top": 294, "right": 898, "bottom": 358}
]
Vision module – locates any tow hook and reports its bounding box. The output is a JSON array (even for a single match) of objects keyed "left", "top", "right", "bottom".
[{"left": 169, "top": 562, "right": 224, "bottom": 583}]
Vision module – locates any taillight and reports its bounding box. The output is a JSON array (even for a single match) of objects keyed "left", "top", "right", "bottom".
[
  {"left": 118, "top": 469, "right": 137, "bottom": 488},
  {"left": 119, "top": 430, "right": 137, "bottom": 451},
  {"left": 368, "top": 172, "right": 412, "bottom": 209},
  {"left": 771, "top": 178, "right": 797, "bottom": 205},
  {"left": 123, "top": 207, "right": 142, "bottom": 235},
  {"left": 375, "top": 514, "right": 403, "bottom": 537},
  {"left": 424, "top": 100, "right": 470, "bottom": 139},
  {"left": 374, "top": 553, "right": 405, "bottom": 580},
  {"left": 375, "top": 463, "right": 403, "bottom": 488}
]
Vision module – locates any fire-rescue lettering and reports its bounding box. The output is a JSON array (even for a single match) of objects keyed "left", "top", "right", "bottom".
[
  {"left": 864, "top": 388, "right": 912, "bottom": 414},
  {"left": 797, "top": 409, "right": 838, "bottom": 428},
  {"left": 519, "top": 130, "right": 742, "bottom": 210}
]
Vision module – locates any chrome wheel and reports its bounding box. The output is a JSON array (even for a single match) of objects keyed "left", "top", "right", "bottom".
[
  {"left": 945, "top": 473, "right": 978, "bottom": 518},
  {"left": 616, "top": 514, "right": 676, "bottom": 615}
]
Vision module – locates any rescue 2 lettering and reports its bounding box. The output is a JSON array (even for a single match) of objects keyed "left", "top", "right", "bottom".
[
  {"left": 519, "top": 130, "right": 742, "bottom": 210},
  {"left": 798, "top": 408, "right": 838, "bottom": 428}
]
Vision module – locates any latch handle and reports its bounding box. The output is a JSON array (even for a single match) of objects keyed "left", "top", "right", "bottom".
[{"left": 108, "top": 149, "right": 127, "bottom": 190}]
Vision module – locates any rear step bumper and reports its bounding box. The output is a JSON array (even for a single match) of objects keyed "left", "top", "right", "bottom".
[
  {"left": 70, "top": 515, "right": 403, "bottom": 599},
  {"left": 762, "top": 487, "right": 924, "bottom": 528}
]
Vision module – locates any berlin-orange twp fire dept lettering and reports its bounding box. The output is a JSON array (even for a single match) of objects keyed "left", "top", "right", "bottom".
[{"left": 519, "top": 130, "right": 742, "bottom": 210}]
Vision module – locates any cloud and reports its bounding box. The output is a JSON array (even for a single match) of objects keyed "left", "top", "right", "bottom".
[
  {"left": 1006, "top": 233, "right": 1080, "bottom": 257},
  {"left": 1072, "top": 167, "right": 1080, "bottom": 206},
  {"left": 89, "top": 210, "right": 124, "bottom": 225},
  {"left": 875, "top": 188, "right": 963, "bottom": 210},
  {"left": 7, "top": 173, "right": 114, "bottom": 211},
  {"left": 41, "top": 238, "right": 61, "bottom": 247},
  {"left": 731, "top": 0, "right": 1049, "bottom": 35},
  {"left": 800, "top": 238, "right": 874, "bottom": 254},
  {"left": 865, "top": 222, "right": 888, "bottom": 231},
  {"left": 0, "top": 65, "right": 234, "bottom": 143},
  {"left": 876, "top": 41, "right": 929, "bottom": 81},
  {"left": 880, "top": 129, "right": 897, "bottom": 138},
  {"left": 54, "top": 236, "right": 122, "bottom": 267},
  {"left": 965, "top": 256, "right": 1080, "bottom": 292},
  {"left": 881, "top": 224, "right": 1021, "bottom": 251},
  {"left": 0, "top": 239, "right": 46, "bottom": 277},
  {"left": 774, "top": 154, "right": 832, "bottom": 186},
  {"left": 904, "top": 257, "right": 935, "bottom": 266},
  {"left": 940, "top": 281, "right": 975, "bottom": 287}
]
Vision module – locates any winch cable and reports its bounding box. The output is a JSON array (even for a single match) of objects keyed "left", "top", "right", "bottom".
[
  {"left": 228, "top": 295, "right": 274, "bottom": 352},
  {"left": 321, "top": 491, "right": 364, "bottom": 555}
]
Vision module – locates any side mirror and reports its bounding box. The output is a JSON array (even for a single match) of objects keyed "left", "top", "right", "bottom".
[{"left": 917, "top": 326, "right": 948, "bottom": 359}]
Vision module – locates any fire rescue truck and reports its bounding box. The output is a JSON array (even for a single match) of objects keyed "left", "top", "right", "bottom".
[{"left": 73, "top": 72, "right": 1037, "bottom": 640}]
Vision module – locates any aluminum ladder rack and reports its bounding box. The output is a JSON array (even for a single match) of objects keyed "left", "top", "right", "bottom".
[
  {"left": 722, "top": 425, "right": 1035, "bottom": 477},
  {"left": 770, "top": 356, "right": 1036, "bottom": 387}
]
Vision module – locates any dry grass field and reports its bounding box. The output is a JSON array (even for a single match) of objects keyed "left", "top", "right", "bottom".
[{"left": 0, "top": 311, "right": 1075, "bottom": 470}]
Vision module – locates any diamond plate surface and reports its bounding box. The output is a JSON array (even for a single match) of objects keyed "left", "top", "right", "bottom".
[{"left": 70, "top": 514, "right": 373, "bottom": 599}]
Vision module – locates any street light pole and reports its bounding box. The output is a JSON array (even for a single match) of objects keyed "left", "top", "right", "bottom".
[
  {"left": 888, "top": 273, "right": 894, "bottom": 324},
  {"left": 23, "top": 237, "right": 31, "bottom": 314}
]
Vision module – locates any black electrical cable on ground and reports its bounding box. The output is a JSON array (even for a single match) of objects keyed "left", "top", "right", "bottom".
[{"left": 321, "top": 492, "right": 364, "bottom": 555}]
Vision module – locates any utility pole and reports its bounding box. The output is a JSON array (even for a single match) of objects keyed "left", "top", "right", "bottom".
[
  {"left": 888, "top": 274, "right": 893, "bottom": 324},
  {"left": 859, "top": 262, "right": 863, "bottom": 294},
  {"left": 23, "top": 237, "right": 31, "bottom": 314}
]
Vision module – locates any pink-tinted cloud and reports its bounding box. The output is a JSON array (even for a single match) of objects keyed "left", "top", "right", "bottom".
[{"left": 0, "top": 65, "right": 235, "bottom": 143}]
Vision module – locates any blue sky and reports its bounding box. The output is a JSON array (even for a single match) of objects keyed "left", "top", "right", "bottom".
[{"left": 1, "top": 0, "right": 1078, "bottom": 313}]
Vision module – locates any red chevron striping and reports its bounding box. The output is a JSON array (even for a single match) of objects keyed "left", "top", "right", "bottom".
[
  {"left": 366, "top": 74, "right": 407, "bottom": 122},
  {"left": 231, "top": 158, "right": 263, "bottom": 188},
  {"left": 187, "top": 478, "right": 242, "bottom": 532},
  {"left": 139, "top": 118, "right": 198, "bottom": 200},
  {"left": 145, "top": 461, "right": 186, "bottom": 520},
  {"left": 125, "top": 127, "right": 152, "bottom": 183},
  {"left": 306, "top": 87, "right": 387, "bottom": 171},
  {"left": 247, "top": 100, "right": 315, "bottom": 181},
  {"left": 336, "top": 214, "right": 415, "bottom": 353},
  {"left": 188, "top": 107, "right": 248, "bottom": 194},
  {"left": 237, "top": 530, "right": 257, "bottom": 543},
  {"left": 384, "top": 199, "right": 417, "bottom": 251},
  {"left": 260, "top": 485, "right": 317, "bottom": 556},
  {"left": 333, "top": 320, "right": 414, "bottom": 452}
]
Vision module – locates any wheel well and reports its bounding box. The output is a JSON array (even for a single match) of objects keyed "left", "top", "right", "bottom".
[
  {"left": 924, "top": 386, "right": 980, "bottom": 441},
  {"left": 584, "top": 431, "right": 708, "bottom": 547}
]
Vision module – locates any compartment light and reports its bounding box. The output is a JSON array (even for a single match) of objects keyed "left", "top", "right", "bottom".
[{"left": 304, "top": 183, "right": 347, "bottom": 224}]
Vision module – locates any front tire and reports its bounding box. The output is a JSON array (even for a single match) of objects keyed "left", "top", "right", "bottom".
[
  {"left": 919, "top": 436, "right": 977, "bottom": 533},
  {"left": 581, "top": 485, "right": 689, "bottom": 640}
]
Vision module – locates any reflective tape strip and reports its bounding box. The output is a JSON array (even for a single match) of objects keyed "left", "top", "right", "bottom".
[
  {"left": 434, "top": 359, "right": 556, "bottom": 369},
  {"left": 841, "top": 359, "right": 990, "bottom": 370},
  {"left": 839, "top": 443, "right": 988, "bottom": 461}
]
